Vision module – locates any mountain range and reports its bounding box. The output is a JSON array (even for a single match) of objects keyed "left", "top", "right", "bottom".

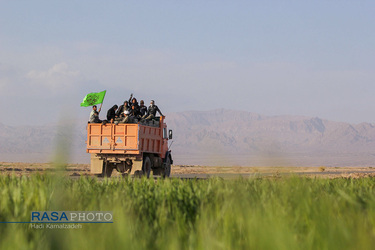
[{"left": 1, "top": 109, "right": 375, "bottom": 167}]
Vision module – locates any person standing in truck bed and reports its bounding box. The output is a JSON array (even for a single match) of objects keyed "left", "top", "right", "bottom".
[{"left": 142, "top": 100, "right": 163, "bottom": 120}]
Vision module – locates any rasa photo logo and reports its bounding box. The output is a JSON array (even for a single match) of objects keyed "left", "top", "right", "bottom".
[{"left": 29, "top": 211, "right": 113, "bottom": 229}]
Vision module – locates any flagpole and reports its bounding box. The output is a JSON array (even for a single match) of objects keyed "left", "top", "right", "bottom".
[{"left": 99, "top": 91, "right": 105, "bottom": 112}]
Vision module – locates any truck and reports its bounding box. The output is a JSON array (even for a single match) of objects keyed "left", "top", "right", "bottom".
[{"left": 86, "top": 116, "right": 173, "bottom": 177}]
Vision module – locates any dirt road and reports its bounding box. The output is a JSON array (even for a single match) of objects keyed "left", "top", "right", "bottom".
[{"left": 1, "top": 162, "right": 375, "bottom": 179}]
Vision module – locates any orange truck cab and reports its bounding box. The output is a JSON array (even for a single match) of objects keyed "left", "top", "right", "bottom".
[{"left": 86, "top": 116, "right": 173, "bottom": 177}]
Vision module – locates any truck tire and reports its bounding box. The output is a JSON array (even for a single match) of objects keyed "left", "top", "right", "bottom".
[
  {"left": 152, "top": 168, "right": 162, "bottom": 176},
  {"left": 142, "top": 157, "right": 152, "bottom": 178},
  {"left": 162, "top": 157, "right": 171, "bottom": 178},
  {"left": 100, "top": 161, "right": 113, "bottom": 177}
]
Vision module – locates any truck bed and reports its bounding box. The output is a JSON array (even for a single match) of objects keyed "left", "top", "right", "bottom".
[{"left": 86, "top": 123, "right": 164, "bottom": 155}]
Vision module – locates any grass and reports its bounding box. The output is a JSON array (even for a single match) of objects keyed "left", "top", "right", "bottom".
[{"left": 0, "top": 174, "right": 375, "bottom": 249}]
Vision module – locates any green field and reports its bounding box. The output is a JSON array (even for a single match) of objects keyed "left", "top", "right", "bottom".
[{"left": 1, "top": 174, "right": 375, "bottom": 250}]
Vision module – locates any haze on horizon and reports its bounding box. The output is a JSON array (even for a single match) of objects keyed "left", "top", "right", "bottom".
[{"left": 1, "top": 1, "right": 374, "bottom": 126}]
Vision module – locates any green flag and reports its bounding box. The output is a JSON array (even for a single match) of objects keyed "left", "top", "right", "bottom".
[{"left": 80, "top": 90, "right": 106, "bottom": 107}]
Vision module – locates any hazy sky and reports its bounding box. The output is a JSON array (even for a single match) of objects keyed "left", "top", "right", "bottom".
[{"left": 1, "top": 1, "right": 374, "bottom": 125}]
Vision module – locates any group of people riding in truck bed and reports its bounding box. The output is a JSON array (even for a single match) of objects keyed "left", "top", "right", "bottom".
[{"left": 88, "top": 94, "right": 163, "bottom": 125}]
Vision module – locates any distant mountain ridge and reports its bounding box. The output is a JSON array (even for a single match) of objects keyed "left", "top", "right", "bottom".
[
  {"left": 0, "top": 122, "right": 85, "bottom": 163},
  {"left": 1, "top": 109, "right": 375, "bottom": 166},
  {"left": 166, "top": 109, "right": 375, "bottom": 166}
]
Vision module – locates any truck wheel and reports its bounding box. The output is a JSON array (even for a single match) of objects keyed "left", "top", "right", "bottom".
[
  {"left": 162, "top": 157, "right": 171, "bottom": 178},
  {"left": 142, "top": 157, "right": 152, "bottom": 178},
  {"left": 101, "top": 161, "right": 113, "bottom": 177},
  {"left": 134, "top": 170, "right": 143, "bottom": 178},
  {"left": 152, "top": 168, "right": 162, "bottom": 176}
]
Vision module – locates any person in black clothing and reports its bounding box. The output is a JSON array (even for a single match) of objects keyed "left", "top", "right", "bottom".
[
  {"left": 107, "top": 105, "right": 118, "bottom": 122},
  {"left": 130, "top": 97, "right": 139, "bottom": 108},
  {"left": 139, "top": 100, "right": 147, "bottom": 117},
  {"left": 130, "top": 98, "right": 140, "bottom": 116},
  {"left": 116, "top": 100, "right": 130, "bottom": 118},
  {"left": 116, "top": 93, "right": 133, "bottom": 117},
  {"left": 130, "top": 105, "right": 142, "bottom": 120},
  {"left": 142, "top": 100, "right": 163, "bottom": 120}
]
